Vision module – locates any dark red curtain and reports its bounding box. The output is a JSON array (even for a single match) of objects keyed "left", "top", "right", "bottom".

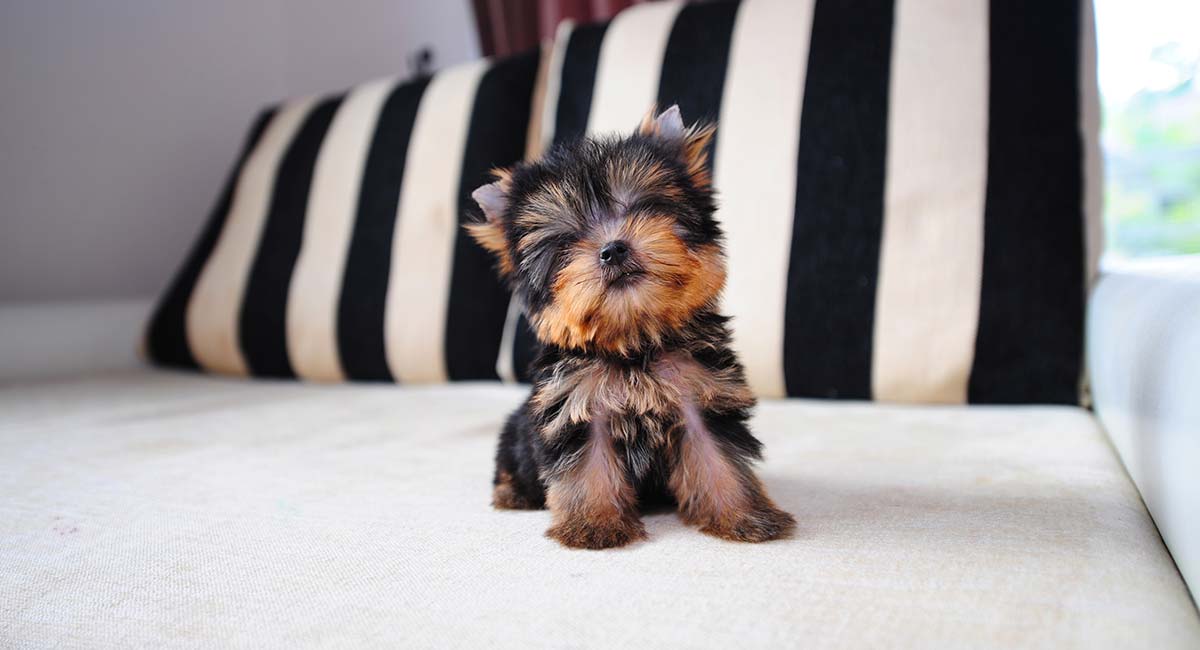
[{"left": 472, "top": 0, "right": 651, "bottom": 57}]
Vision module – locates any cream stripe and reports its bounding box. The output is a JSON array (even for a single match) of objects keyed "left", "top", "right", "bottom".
[
  {"left": 524, "top": 43, "right": 550, "bottom": 163},
  {"left": 871, "top": 0, "right": 989, "bottom": 404},
  {"left": 1078, "top": 0, "right": 1104, "bottom": 405},
  {"left": 495, "top": 296, "right": 523, "bottom": 383},
  {"left": 384, "top": 60, "right": 489, "bottom": 384},
  {"left": 186, "top": 98, "right": 317, "bottom": 376},
  {"left": 535, "top": 20, "right": 574, "bottom": 156},
  {"left": 286, "top": 78, "right": 396, "bottom": 382},
  {"left": 713, "top": 0, "right": 816, "bottom": 399},
  {"left": 586, "top": 1, "right": 684, "bottom": 137},
  {"left": 1080, "top": 0, "right": 1103, "bottom": 287}
]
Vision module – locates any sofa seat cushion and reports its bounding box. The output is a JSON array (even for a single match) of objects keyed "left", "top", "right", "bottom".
[{"left": 1, "top": 371, "right": 1197, "bottom": 648}]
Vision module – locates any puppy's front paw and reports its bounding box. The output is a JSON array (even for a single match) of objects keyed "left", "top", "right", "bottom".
[
  {"left": 546, "top": 515, "right": 647, "bottom": 550},
  {"left": 700, "top": 505, "right": 796, "bottom": 543}
]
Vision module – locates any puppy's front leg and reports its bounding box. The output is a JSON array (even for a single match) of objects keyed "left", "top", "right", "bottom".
[
  {"left": 544, "top": 414, "right": 646, "bottom": 550},
  {"left": 670, "top": 399, "right": 795, "bottom": 543}
]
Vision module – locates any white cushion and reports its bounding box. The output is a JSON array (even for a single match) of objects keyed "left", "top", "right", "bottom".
[
  {"left": 1089, "top": 264, "right": 1200, "bottom": 603},
  {"left": 1, "top": 370, "right": 1197, "bottom": 648},
  {"left": 0, "top": 298, "right": 151, "bottom": 382}
]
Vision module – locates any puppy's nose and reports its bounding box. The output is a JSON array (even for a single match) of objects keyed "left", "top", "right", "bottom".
[{"left": 598, "top": 240, "right": 630, "bottom": 266}]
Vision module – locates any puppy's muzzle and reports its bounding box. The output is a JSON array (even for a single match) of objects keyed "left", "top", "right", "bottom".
[{"left": 599, "top": 240, "right": 631, "bottom": 267}]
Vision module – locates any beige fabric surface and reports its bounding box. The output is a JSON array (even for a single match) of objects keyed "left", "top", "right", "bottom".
[
  {"left": 871, "top": 0, "right": 987, "bottom": 404},
  {"left": 1, "top": 370, "right": 1197, "bottom": 649},
  {"left": 711, "top": 0, "right": 814, "bottom": 399},
  {"left": 585, "top": 1, "right": 682, "bottom": 138}
]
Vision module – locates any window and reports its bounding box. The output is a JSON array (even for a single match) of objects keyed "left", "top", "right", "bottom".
[{"left": 1096, "top": 0, "right": 1200, "bottom": 258}]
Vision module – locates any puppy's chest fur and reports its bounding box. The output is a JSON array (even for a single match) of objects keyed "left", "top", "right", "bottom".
[{"left": 531, "top": 349, "right": 754, "bottom": 475}]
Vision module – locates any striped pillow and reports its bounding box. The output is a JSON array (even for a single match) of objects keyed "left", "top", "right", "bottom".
[
  {"left": 145, "top": 52, "right": 540, "bottom": 382},
  {"left": 504, "top": 0, "right": 1102, "bottom": 405}
]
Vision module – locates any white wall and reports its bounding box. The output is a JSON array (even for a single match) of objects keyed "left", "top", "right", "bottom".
[{"left": 0, "top": 0, "right": 479, "bottom": 302}]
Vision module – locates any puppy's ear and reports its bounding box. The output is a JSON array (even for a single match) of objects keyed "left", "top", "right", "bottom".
[
  {"left": 637, "top": 104, "right": 717, "bottom": 189},
  {"left": 466, "top": 169, "right": 515, "bottom": 276},
  {"left": 638, "top": 104, "right": 686, "bottom": 140}
]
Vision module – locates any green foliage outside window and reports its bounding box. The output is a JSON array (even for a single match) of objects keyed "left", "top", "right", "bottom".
[{"left": 1101, "top": 26, "right": 1200, "bottom": 257}]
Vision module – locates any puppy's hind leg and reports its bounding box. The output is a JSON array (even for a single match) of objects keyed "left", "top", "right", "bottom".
[{"left": 493, "top": 404, "right": 546, "bottom": 510}]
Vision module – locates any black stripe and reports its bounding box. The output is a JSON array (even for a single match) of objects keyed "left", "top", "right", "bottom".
[
  {"left": 782, "top": 0, "right": 895, "bottom": 399},
  {"left": 655, "top": 0, "right": 738, "bottom": 141},
  {"left": 969, "top": 0, "right": 1084, "bottom": 404},
  {"left": 145, "top": 108, "right": 276, "bottom": 369},
  {"left": 552, "top": 21, "right": 609, "bottom": 145},
  {"left": 337, "top": 78, "right": 430, "bottom": 381},
  {"left": 239, "top": 96, "right": 343, "bottom": 378},
  {"left": 447, "top": 51, "right": 540, "bottom": 381}
]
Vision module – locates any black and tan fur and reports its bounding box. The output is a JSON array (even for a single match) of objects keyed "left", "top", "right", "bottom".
[{"left": 468, "top": 105, "right": 794, "bottom": 549}]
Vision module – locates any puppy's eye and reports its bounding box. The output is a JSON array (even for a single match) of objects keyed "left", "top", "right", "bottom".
[
  {"left": 546, "top": 250, "right": 570, "bottom": 280},
  {"left": 625, "top": 197, "right": 676, "bottom": 217},
  {"left": 523, "top": 235, "right": 575, "bottom": 288}
]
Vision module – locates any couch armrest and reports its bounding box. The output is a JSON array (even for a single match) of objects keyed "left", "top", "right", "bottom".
[
  {"left": 0, "top": 298, "right": 153, "bottom": 383},
  {"left": 1089, "top": 260, "right": 1200, "bottom": 598}
]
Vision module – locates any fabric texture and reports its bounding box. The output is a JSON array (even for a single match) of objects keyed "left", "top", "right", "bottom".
[
  {"left": 1089, "top": 264, "right": 1200, "bottom": 604},
  {"left": 144, "top": 51, "right": 540, "bottom": 384},
  {"left": 1, "top": 370, "right": 1198, "bottom": 648},
  {"left": 508, "top": 0, "right": 1102, "bottom": 404}
]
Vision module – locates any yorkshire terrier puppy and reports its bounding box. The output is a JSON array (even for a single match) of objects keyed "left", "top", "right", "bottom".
[{"left": 468, "top": 105, "right": 795, "bottom": 549}]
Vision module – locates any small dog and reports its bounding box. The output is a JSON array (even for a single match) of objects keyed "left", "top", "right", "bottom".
[{"left": 468, "top": 105, "right": 795, "bottom": 549}]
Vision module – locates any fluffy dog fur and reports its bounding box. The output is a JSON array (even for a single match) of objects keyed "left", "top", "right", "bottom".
[{"left": 468, "top": 105, "right": 795, "bottom": 549}]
